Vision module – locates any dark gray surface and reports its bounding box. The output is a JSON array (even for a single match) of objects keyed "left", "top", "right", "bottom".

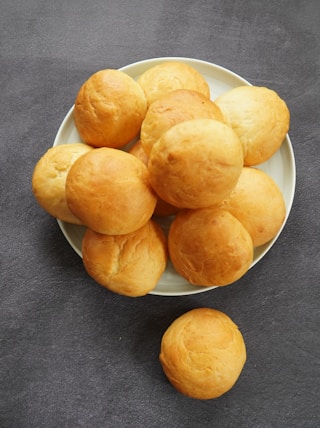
[{"left": 1, "top": 1, "right": 319, "bottom": 427}]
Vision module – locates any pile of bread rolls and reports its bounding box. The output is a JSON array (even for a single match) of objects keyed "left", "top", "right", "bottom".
[
  {"left": 32, "top": 60, "right": 289, "bottom": 296},
  {"left": 32, "top": 60, "right": 290, "bottom": 399}
]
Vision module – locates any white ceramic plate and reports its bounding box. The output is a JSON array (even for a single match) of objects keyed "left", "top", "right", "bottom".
[{"left": 54, "top": 57, "right": 296, "bottom": 296}]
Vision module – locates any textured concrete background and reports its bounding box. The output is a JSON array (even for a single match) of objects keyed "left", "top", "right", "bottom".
[{"left": 1, "top": 1, "right": 319, "bottom": 427}]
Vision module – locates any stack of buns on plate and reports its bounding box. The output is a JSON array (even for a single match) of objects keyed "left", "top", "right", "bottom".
[
  {"left": 32, "top": 60, "right": 289, "bottom": 296},
  {"left": 32, "top": 60, "right": 290, "bottom": 399}
]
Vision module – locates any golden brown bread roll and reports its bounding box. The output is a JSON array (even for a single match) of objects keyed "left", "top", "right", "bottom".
[
  {"left": 82, "top": 220, "right": 168, "bottom": 297},
  {"left": 65, "top": 147, "right": 157, "bottom": 235},
  {"left": 140, "top": 89, "right": 225, "bottom": 156},
  {"left": 168, "top": 207, "right": 253, "bottom": 286},
  {"left": 129, "top": 140, "right": 179, "bottom": 217},
  {"left": 137, "top": 61, "right": 210, "bottom": 106},
  {"left": 159, "top": 308, "right": 246, "bottom": 399},
  {"left": 148, "top": 119, "right": 244, "bottom": 209},
  {"left": 215, "top": 85, "right": 290, "bottom": 166},
  {"left": 73, "top": 69, "right": 147, "bottom": 148},
  {"left": 32, "top": 143, "right": 93, "bottom": 224},
  {"left": 222, "top": 167, "right": 286, "bottom": 247}
]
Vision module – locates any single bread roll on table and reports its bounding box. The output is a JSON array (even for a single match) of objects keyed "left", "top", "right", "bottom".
[{"left": 159, "top": 308, "right": 246, "bottom": 399}]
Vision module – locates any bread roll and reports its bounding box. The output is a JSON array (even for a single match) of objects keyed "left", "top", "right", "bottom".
[
  {"left": 148, "top": 119, "right": 243, "bottom": 209},
  {"left": 222, "top": 167, "right": 286, "bottom": 246},
  {"left": 32, "top": 143, "right": 93, "bottom": 223},
  {"left": 159, "top": 308, "right": 246, "bottom": 399},
  {"left": 215, "top": 85, "right": 290, "bottom": 165},
  {"left": 168, "top": 207, "right": 253, "bottom": 286},
  {"left": 73, "top": 69, "right": 147, "bottom": 148},
  {"left": 129, "top": 140, "right": 179, "bottom": 217},
  {"left": 137, "top": 61, "right": 210, "bottom": 106},
  {"left": 140, "top": 89, "right": 225, "bottom": 155},
  {"left": 65, "top": 147, "right": 157, "bottom": 235},
  {"left": 82, "top": 220, "right": 168, "bottom": 297}
]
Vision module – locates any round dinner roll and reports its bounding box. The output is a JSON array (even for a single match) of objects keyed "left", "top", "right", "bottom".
[
  {"left": 65, "top": 147, "right": 157, "bottom": 235},
  {"left": 168, "top": 207, "right": 253, "bottom": 286},
  {"left": 82, "top": 220, "right": 168, "bottom": 297},
  {"left": 148, "top": 119, "right": 244, "bottom": 209},
  {"left": 159, "top": 308, "right": 246, "bottom": 399},
  {"left": 140, "top": 89, "right": 225, "bottom": 155},
  {"left": 32, "top": 143, "right": 93, "bottom": 224},
  {"left": 73, "top": 69, "right": 147, "bottom": 148},
  {"left": 222, "top": 167, "right": 286, "bottom": 247},
  {"left": 137, "top": 61, "right": 210, "bottom": 106},
  {"left": 215, "top": 85, "right": 290, "bottom": 165},
  {"left": 129, "top": 140, "right": 179, "bottom": 217}
]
